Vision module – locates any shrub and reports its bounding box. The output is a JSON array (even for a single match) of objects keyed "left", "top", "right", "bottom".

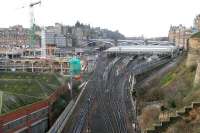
[
  {"left": 145, "top": 88, "right": 164, "bottom": 101},
  {"left": 168, "top": 100, "right": 176, "bottom": 108},
  {"left": 160, "top": 105, "right": 168, "bottom": 112},
  {"left": 189, "top": 65, "right": 197, "bottom": 72},
  {"left": 139, "top": 105, "right": 160, "bottom": 130},
  {"left": 160, "top": 73, "right": 175, "bottom": 86},
  {"left": 166, "top": 120, "right": 196, "bottom": 133}
]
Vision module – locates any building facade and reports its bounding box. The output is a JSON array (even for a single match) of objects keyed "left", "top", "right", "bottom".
[
  {"left": 0, "top": 25, "right": 29, "bottom": 48},
  {"left": 0, "top": 25, "right": 42, "bottom": 49},
  {"left": 194, "top": 14, "right": 200, "bottom": 32},
  {"left": 55, "top": 34, "right": 66, "bottom": 48},
  {"left": 45, "top": 25, "right": 73, "bottom": 48},
  {"left": 168, "top": 25, "right": 192, "bottom": 50},
  {"left": 44, "top": 30, "right": 67, "bottom": 48},
  {"left": 169, "top": 14, "right": 200, "bottom": 50}
]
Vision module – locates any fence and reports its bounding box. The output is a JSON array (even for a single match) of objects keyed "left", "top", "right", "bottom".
[
  {"left": 48, "top": 81, "right": 88, "bottom": 133},
  {"left": 48, "top": 100, "right": 74, "bottom": 133}
]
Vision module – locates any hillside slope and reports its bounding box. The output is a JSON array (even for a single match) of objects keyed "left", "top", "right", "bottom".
[{"left": 137, "top": 55, "right": 200, "bottom": 132}]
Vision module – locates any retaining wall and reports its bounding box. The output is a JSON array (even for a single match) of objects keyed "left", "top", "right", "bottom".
[
  {"left": 145, "top": 102, "right": 200, "bottom": 133},
  {"left": 186, "top": 38, "right": 200, "bottom": 67},
  {"left": 194, "top": 62, "right": 200, "bottom": 86},
  {"left": 0, "top": 85, "right": 68, "bottom": 133}
]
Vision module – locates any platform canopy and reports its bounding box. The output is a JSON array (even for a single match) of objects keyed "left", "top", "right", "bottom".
[{"left": 105, "top": 45, "right": 178, "bottom": 55}]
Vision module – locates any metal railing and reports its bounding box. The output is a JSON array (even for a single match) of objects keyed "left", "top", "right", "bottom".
[
  {"left": 48, "top": 81, "right": 88, "bottom": 133},
  {"left": 48, "top": 100, "right": 74, "bottom": 133}
]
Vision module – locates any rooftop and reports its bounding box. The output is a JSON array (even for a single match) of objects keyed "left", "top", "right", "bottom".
[{"left": 105, "top": 45, "right": 177, "bottom": 54}]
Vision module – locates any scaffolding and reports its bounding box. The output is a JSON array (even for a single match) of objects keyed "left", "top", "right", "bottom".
[{"left": 0, "top": 58, "right": 70, "bottom": 75}]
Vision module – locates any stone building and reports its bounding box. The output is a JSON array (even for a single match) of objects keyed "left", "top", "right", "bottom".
[
  {"left": 168, "top": 25, "right": 192, "bottom": 50},
  {"left": 0, "top": 25, "right": 42, "bottom": 49},
  {"left": 46, "top": 23, "right": 72, "bottom": 47},
  {"left": 72, "top": 27, "right": 84, "bottom": 46},
  {"left": 194, "top": 14, "right": 200, "bottom": 32},
  {"left": 43, "top": 27, "right": 67, "bottom": 48},
  {"left": 186, "top": 33, "right": 200, "bottom": 67},
  {"left": 194, "top": 62, "right": 200, "bottom": 86},
  {"left": 0, "top": 25, "right": 29, "bottom": 48},
  {"left": 55, "top": 34, "right": 66, "bottom": 48},
  {"left": 185, "top": 32, "right": 200, "bottom": 86}
]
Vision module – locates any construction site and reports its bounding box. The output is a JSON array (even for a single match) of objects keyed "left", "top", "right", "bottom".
[
  {"left": 1, "top": 0, "right": 200, "bottom": 133},
  {"left": 0, "top": 1, "right": 97, "bottom": 133}
]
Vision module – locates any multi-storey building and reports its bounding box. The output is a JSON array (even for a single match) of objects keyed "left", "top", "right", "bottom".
[
  {"left": 0, "top": 25, "right": 42, "bottom": 49},
  {"left": 72, "top": 27, "right": 84, "bottom": 46},
  {"left": 194, "top": 14, "right": 200, "bottom": 32},
  {"left": 168, "top": 14, "right": 200, "bottom": 50},
  {"left": 43, "top": 29, "right": 67, "bottom": 48},
  {"left": 0, "top": 25, "right": 29, "bottom": 48},
  {"left": 168, "top": 25, "right": 193, "bottom": 50},
  {"left": 55, "top": 34, "right": 66, "bottom": 48},
  {"left": 0, "top": 22, "right": 125, "bottom": 50},
  {"left": 45, "top": 24, "right": 72, "bottom": 47}
]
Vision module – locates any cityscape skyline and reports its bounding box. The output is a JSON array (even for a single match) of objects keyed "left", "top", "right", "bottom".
[
  {"left": 0, "top": 0, "right": 200, "bottom": 37},
  {"left": 0, "top": 1, "right": 200, "bottom": 132}
]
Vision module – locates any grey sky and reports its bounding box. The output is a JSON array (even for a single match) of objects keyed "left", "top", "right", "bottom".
[{"left": 0, "top": 0, "right": 200, "bottom": 37}]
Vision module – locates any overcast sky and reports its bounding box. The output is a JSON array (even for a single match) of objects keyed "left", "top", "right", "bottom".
[{"left": 0, "top": 0, "right": 200, "bottom": 37}]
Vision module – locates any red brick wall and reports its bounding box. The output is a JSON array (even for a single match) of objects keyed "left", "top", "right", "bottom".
[
  {"left": 0, "top": 85, "right": 68, "bottom": 133},
  {"left": 0, "top": 100, "right": 48, "bottom": 133}
]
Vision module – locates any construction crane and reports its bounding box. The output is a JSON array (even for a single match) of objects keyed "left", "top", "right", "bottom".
[{"left": 29, "top": 1, "right": 41, "bottom": 48}]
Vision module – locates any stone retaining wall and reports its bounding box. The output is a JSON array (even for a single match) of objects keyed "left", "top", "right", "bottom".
[
  {"left": 145, "top": 102, "right": 200, "bottom": 133},
  {"left": 194, "top": 62, "right": 200, "bottom": 86},
  {"left": 186, "top": 38, "right": 200, "bottom": 67}
]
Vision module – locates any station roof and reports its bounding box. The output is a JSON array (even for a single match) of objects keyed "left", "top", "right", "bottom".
[{"left": 105, "top": 45, "right": 177, "bottom": 54}]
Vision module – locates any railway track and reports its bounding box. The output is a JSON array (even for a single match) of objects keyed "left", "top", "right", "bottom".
[
  {"left": 65, "top": 54, "right": 172, "bottom": 133},
  {"left": 91, "top": 56, "right": 137, "bottom": 133}
]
